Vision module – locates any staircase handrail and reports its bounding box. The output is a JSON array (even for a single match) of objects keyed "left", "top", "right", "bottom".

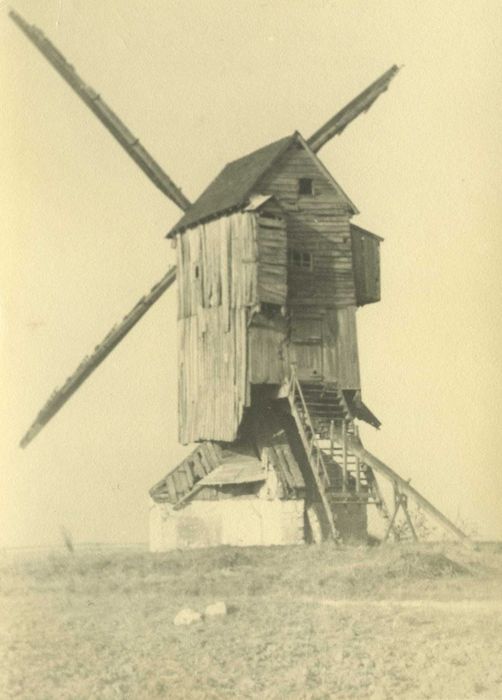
[
  {"left": 287, "top": 366, "right": 338, "bottom": 540},
  {"left": 288, "top": 366, "right": 330, "bottom": 485}
]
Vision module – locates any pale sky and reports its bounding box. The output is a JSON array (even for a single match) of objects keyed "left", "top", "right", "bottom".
[{"left": 1, "top": 0, "right": 501, "bottom": 547}]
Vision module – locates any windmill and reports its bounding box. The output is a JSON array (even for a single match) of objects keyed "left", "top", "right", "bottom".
[{"left": 10, "top": 10, "right": 467, "bottom": 549}]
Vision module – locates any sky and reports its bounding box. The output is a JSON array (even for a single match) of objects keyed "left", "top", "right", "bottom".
[{"left": 1, "top": 0, "right": 501, "bottom": 547}]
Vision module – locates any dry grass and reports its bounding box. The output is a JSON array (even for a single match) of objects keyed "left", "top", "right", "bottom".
[{"left": 1, "top": 542, "right": 502, "bottom": 699}]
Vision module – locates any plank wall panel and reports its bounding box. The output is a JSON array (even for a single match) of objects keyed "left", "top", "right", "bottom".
[{"left": 256, "top": 144, "right": 357, "bottom": 308}]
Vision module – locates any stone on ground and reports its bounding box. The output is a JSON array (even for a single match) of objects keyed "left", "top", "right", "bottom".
[
  {"left": 173, "top": 608, "right": 202, "bottom": 626},
  {"left": 205, "top": 601, "right": 227, "bottom": 617}
]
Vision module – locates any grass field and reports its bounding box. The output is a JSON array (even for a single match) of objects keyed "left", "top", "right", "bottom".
[{"left": 1, "top": 542, "right": 501, "bottom": 699}]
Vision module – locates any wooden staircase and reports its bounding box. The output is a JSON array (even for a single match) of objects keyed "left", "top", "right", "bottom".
[
  {"left": 286, "top": 367, "right": 380, "bottom": 541},
  {"left": 152, "top": 367, "right": 469, "bottom": 545},
  {"left": 292, "top": 382, "right": 349, "bottom": 438},
  {"left": 289, "top": 380, "right": 379, "bottom": 499}
]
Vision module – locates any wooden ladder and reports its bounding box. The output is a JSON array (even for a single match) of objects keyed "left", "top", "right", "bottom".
[
  {"left": 287, "top": 369, "right": 385, "bottom": 517},
  {"left": 287, "top": 366, "right": 339, "bottom": 540}
]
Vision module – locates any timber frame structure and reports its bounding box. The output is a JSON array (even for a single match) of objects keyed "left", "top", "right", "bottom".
[{"left": 10, "top": 10, "right": 469, "bottom": 548}]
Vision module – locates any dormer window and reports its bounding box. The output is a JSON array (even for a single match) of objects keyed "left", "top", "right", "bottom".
[
  {"left": 298, "top": 178, "right": 313, "bottom": 196},
  {"left": 289, "top": 249, "right": 313, "bottom": 271}
]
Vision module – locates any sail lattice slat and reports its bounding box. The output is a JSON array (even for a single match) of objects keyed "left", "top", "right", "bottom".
[{"left": 20, "top": 267, "right": 177, "bottom": 448}]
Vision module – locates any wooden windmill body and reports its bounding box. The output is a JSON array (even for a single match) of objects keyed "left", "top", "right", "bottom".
[{"left": 11, "top": 12, "right": 468, "bottom": 549}]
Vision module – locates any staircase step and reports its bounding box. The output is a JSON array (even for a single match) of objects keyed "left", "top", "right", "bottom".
[
  {"left": 287, "top": 375, "right": 372, "bottom": 538},
  {"left": 297, "top": 397, "right": 344, "bottom": 407},
  {"left": 310, "top": 408, "right": 346, "bottom": 414},
  {"left": 299, "top": 387, "right": 341, "bottom": 396},
  {"left": 298, "top": 392, "right": 343, "bottom": 401},
  {"left": 295, "top": 395, "right": 344, "bottom": 405}
]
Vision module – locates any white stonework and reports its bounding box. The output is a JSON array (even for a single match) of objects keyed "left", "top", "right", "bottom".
[
  {"left": 149, "top": 497, "right": 305, "bottom": 551},
  {"left": 204, "top": 601, "right": 227, "bottom": 617},
  {"left": 173, "top": 608, "right": 203, "bottom": 626}
]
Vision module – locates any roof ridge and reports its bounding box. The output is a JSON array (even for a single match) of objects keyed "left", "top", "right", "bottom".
[
  {"left": 166, "top": 133, "right": 295, "bottom": 237},
  {"left": 225, "top": 133, "right": 295, "bottom": 169},
  {"left": 166, "top": 130, "right": 358, "bottom": 237}
]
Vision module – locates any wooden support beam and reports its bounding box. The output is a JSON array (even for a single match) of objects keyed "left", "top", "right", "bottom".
[
  {"left": 365, "top": 467, "right": 391, "bottom": 519},
  {"left": 183, "top": 463, "right": 195, "bottom": 489},
  {"left": 383, "top": 499, "right": 401, "bottom": 542},
  {"left": 331, "top": 429, "right": 469, "bottom": 542},
  {"left": 401, "top": 493, "right": 419, "bottom": 542},
  {"left": 196, "top": 447, "right": 213, "bottom": 475},
  {"left": 354, "top": 425, "right": 361, "bottom": 493},
  {"left": 342, "top": 420, "right": 348, "bottom": 493},
  {"left": 383, "top": 486, "right": 418, "bottom": 542},
  {"left": 329, "top": 420, "right": 335, "bottom": 461}
]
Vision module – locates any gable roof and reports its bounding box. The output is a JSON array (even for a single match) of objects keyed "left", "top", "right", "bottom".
[
  {"left": 166, "top": 135, "right": 294, "bottom": 237},
  {"left": 166, "top": 132, "right": 357, "bottom": 237}
]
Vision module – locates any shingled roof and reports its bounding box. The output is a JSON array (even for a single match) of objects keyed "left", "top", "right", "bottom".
[{"left": 166, "top": 134, "right": 295, "bottom": 237}]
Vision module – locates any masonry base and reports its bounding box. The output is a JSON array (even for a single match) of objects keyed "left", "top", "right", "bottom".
[{"left": 149, "top": 497, "right": 305, "bottom": 551}]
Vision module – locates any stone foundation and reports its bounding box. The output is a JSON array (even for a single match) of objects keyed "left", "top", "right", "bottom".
[{"left": 150, "top": 497, "right": 305, "bottom": 551}]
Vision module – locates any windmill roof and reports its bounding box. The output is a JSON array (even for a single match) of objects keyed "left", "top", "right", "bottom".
[{"left": 166, "top": 134, "right": 295, "bottom": 237}]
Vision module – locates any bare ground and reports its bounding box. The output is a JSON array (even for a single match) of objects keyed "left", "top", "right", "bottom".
[{"left": 0, "top": 542, "right": 501, "bottom": 699}]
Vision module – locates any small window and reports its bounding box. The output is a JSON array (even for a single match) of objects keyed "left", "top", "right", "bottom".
[
  {"left": 288, "top": 248, "right": 313, "bottom": 270},
  {"left": 298, "top": 178, "right": 313, "bottom": 196}
]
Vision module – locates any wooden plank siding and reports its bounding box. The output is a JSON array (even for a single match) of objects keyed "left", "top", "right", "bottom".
[
  {"left": 350, "top": 225, "right": 382, "bottom": 305},
  {"left": 178, "top": 307, "right": 249, "bottom": 443},
  {"left": 176, "top": 209, "right": 288, "bottom": 444},
  {"left": 248, "top": 311, "right": 288, "bottom": 384},
  {"left": 321, "top": 307, "right": 360, "bottom": 389},
  {"left": 175, "top": 141, "right": 365, "bottom": 443},
  {"left": 177, "top": 213, "right": 257, "bottom": 320},
  {"left": 256, "top": 215, "right": 287, "bottom": 305},
  {"left": 256, "top": 143, "right": 357, "bottom": 308},
  {"left": 286, "top": 307, "right": 361, "bottom": 389},
  {"left": 254, "top": 142, "right": 361, "bottom": 389}
]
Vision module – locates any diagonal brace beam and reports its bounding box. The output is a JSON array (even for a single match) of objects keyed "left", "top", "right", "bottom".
[{"left": 331, "top": 428, "right": 468, "bottom": 543}]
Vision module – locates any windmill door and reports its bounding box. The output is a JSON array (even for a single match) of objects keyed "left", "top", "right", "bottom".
[{"left": 290, "top": 316, "right": 323, "bottom": 381}]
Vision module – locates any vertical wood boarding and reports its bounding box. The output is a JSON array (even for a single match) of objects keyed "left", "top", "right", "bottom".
[
  {"left": 286, "top": 306, "right": 361, "bottom": 389},
  {"left": 177, "top": 209, "right": 288, "bottom": 444},
  {"left": 255, "top": 214, "right": 288, "bottom": 305},
  {"left": 350, "top": 225, "right": 382, "bottom": 306},
  {"left": 321, "top": 307, "right": 361, "bottom": 389},
  {"left": 177, "top": 212, "right": 257, "bottom": 443}
]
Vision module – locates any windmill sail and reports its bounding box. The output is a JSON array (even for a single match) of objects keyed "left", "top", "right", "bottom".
[
  {"left": 9, "top": 11, "right": 191, "bottom": 212},
  {"left": 20, "top": 267, "right": 177, "bottom": 448},
  {"left": 307, "top": 65, "right": 400, "bottom": 153}
]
